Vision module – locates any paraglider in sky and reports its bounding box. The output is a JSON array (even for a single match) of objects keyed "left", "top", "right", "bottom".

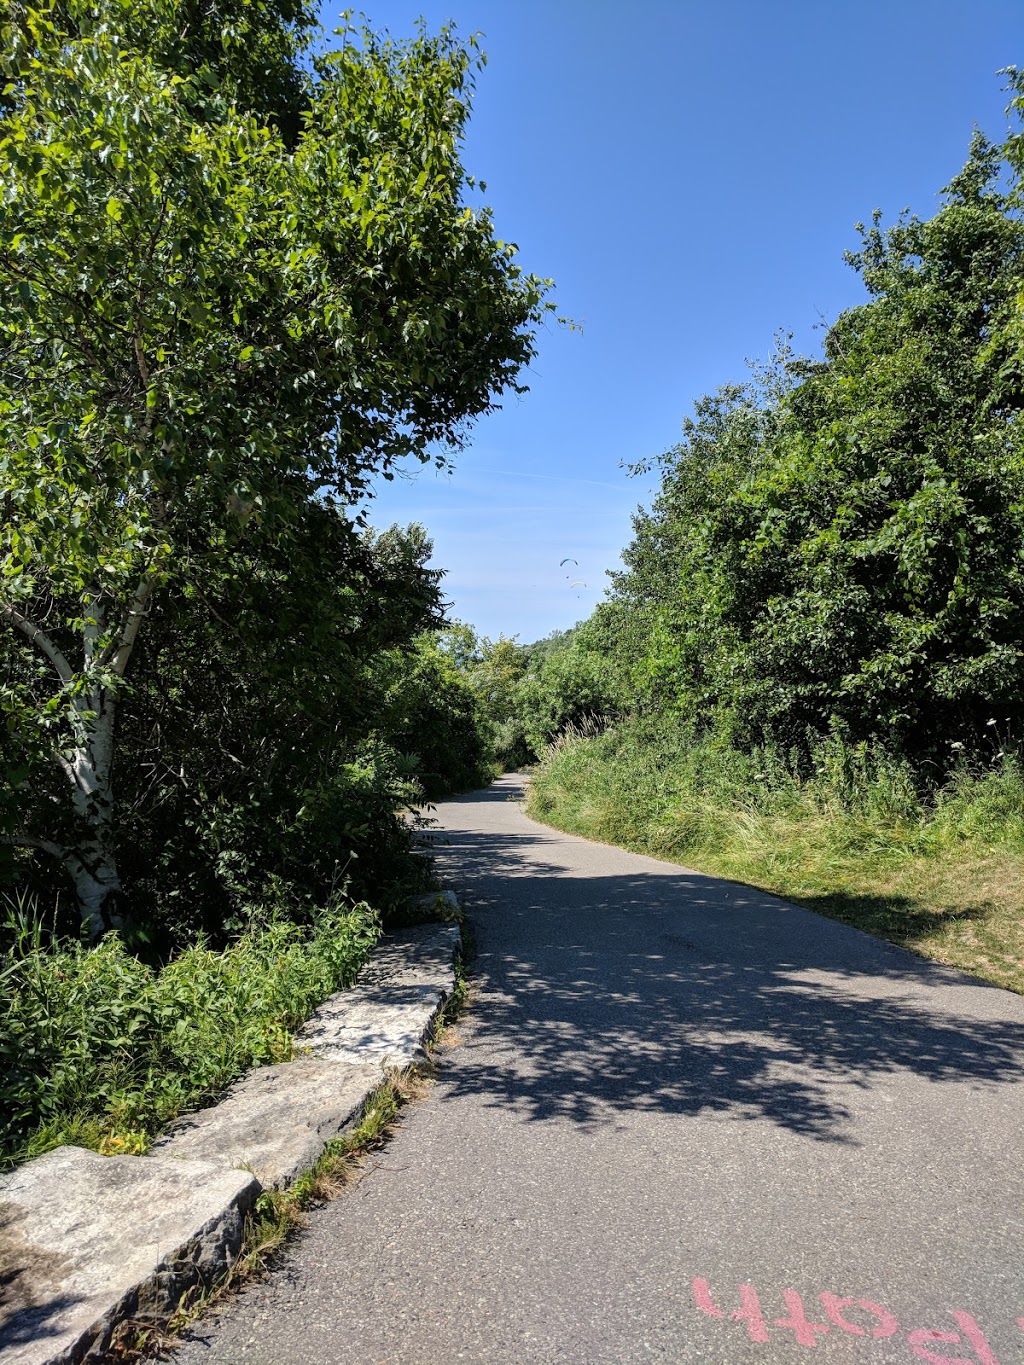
[{"left": 559, "top": 557, "right": 586, "bottom": 594}]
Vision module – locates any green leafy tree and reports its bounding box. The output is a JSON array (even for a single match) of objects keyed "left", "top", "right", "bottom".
[
  {"left": 514, "top": 627, "right": 622, "bottom": 755},
  {"left": 603, "top": 135, "right": 1024, "bottom": 762},
  {"left": 461, "top": 635, "right": 526, "bottom": 767},
  {"left": 0, "top": 3, "right": 550, "bottom": 938},
  {"left": 2, "top": 0, "right": 320, "bottom": 137},
  {"left": 100, "top": 519, "right": 446, "bottom": 944},
  {"left": 370, "top": 631, "right": 493, "bottom": 798}
]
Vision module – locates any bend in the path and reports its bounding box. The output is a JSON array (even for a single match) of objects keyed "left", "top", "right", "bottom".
[
  {"left": 428, "top": 775, "right": 1024, "bottom": 1144},
  {"left": 166, "top": 774, "right": 1024, "bottom": 1365}
]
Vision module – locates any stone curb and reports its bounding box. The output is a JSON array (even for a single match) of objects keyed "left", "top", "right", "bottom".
[
  {"left": 296, "top": 921, "right": 462, "bottom": 1069},
  {"left": 0, "top": 1150, "right": 258, "bottom": 1365},
  {"left": 150, "top": 1058, "right": 381, "bottom": 1192},
  {"left": 0, "top": 912, "right": 462, "bottom": 1365}
]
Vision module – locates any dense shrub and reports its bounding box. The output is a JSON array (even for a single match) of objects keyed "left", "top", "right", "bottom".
[
  {"left": 577, "top": 136, "right": 1024, "bottom": 765},
  {"left": 515, "top": 640, "right": 623, "bottom": 754},
  {"left": 370, "top": 636, "right": 494, "bottom": 797}
]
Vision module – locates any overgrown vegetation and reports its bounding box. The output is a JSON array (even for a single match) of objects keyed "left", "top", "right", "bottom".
[
  {"left": 0, "top": 894, "right": 380, "bottom": 1167},
  {"left": 493, "top": 83, "right": 1024, "bottom": 990},
  {"left": 0, "top": 1, "right": 549, "bottom": 945},
  {"left": 108, "top": 938, "right": 470, "bottom": 1362}
]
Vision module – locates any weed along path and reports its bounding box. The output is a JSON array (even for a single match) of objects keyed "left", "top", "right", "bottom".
[{"left": 169, "top": 775, "right": 1024, "bottom": 1365}]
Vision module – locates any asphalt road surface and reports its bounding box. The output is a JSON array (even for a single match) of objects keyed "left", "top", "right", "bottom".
[{"left": 169, "top": 775, "right": 1024, "bottom": 1365}]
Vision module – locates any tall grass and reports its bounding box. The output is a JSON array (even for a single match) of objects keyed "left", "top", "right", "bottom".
[
  {"left": 0, "top": 897, "right": 380, "bottom": 1167},
  {"left": 527, "top": 720, "right": 1024, "bottom": 992}
]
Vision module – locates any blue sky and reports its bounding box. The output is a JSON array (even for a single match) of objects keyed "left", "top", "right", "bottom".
[{"left": 327, "top": 1, "right": 1023, "bottom": 644}]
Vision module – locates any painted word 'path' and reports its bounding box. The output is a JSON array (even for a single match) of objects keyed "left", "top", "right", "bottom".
[{"left": 693, "top": 1279, "right": 1024, "bottom": 1361}]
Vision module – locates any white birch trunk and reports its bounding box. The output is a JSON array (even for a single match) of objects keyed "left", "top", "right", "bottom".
[
  {"left": 3, "top": 579, "right": 153, "bottom": 942},
  {"left": 65, "top": 844, "right": 125, "bottom": 941},
  {"left": 65, "top": 690, "right": 127, "bottom": 941}
]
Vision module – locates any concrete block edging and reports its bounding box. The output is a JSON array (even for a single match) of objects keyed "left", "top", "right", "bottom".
[{"left": 0, "top": 912, "right": 463, "bottom": 1365}]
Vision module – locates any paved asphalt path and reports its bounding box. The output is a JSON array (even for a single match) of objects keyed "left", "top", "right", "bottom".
[{"left": 169, "top": 775, "right": 1024, "bottom": 1365}]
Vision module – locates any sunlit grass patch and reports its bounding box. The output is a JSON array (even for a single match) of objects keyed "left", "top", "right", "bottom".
[{"left": 527, "top": 722, "right": 1024, "bottom": 994}]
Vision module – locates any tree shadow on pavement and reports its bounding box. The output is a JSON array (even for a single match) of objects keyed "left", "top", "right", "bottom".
[{"left": 424, "top": 820, "right": 1024, "bottom": 1146}]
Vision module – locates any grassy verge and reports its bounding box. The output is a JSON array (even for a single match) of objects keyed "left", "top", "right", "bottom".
[
  {"left": 527, "top": 722, "right": 1024, "bottom": 993},
  {"left": 0, "top": 898, "right": 381, "bottom": 1167}
]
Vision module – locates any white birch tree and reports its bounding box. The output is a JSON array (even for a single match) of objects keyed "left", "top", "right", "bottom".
[{"left": 0, "top": 3, "right": 550, "bottom": 939}]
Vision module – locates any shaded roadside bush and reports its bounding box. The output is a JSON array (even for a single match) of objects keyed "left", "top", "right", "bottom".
[{"left": 528, "top": 717, "right": 1024, "bottom": 861}]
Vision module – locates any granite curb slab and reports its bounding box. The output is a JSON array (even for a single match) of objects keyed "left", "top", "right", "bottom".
[
  {"left": 149, "top": 1058, "right": 381, "bottom": 1190},
  {"left": 0, "top": 1147, "right": 258, "bottom": 1365},
  {"left": 405, "top": 890, "right": 461, "bottom": 917},
  {"left": 355, "top": 920, "right": 462, "bottom": 990},
  {"left": 296, "top": 922, "right": 461, "bottom": 1068}
]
